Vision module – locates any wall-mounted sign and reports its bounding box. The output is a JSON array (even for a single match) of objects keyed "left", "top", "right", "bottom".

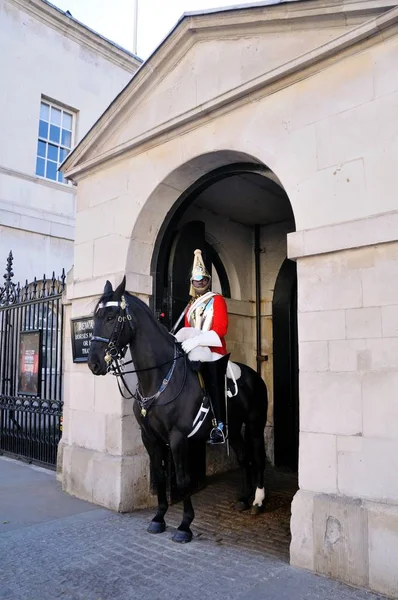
[
  {"left": 71, "top": 317, "right": 93, "bottom": 363},
  {"left": 18, "top": 330, "right": 41, "bottom": 396}
]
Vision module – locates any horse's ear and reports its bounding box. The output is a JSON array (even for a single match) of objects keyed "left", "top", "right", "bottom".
[
  {"left": 104, "top": 280, "right": 113, "bottom": 295},
  {"left": 114, "top": 275, "right": 126, "bottom": 299}
]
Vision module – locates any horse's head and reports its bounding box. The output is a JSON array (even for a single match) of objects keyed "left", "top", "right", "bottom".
[{"left": 88, "top": 276, "right": 134, "bottom": 376}]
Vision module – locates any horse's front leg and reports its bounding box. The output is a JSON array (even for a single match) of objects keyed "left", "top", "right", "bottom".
[
  {"left": 140, "top": 427, "right": 169, "bottom": 534},
  {"left": 169, "top": 429, "right": 194, "bottom": 543},
  {"left": 172, "top": 496, "right": 195, "bottom": 544}
]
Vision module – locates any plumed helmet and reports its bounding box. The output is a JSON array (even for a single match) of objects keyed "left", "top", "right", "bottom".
[{"left": 189, "top": 249, "right": 211, "bottom": 297}]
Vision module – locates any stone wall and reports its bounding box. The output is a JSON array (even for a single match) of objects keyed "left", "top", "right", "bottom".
[{"left": 290, "top": 242, "right": 398, "bottom": 598}]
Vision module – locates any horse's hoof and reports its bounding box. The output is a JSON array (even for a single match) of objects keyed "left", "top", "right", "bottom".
[
  {"left": 235, "top": 500, "right": 250, "bottom": 512},
  {"left": 251, "top": 504, "right": 265, "bottom": 516},
  {"left": 172, "top": 529, "right": 193, "bottom": 544},
  {"left": 147, "top": 520, "right": 166, "bottom": 534}
]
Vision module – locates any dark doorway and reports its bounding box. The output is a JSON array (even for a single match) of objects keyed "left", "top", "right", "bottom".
[
  {"left": 150, "top": 162, "right": 298, "bottom": 472},
  {"left": 159, "top": 220, "right": 231, "bottom": 332},
  {"left": 273, "top": 259, "right": 299, "bottom": 472}
]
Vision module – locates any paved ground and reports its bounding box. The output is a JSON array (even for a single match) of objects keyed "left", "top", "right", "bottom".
[{"left": 0, "top": 456, "right": 388, "bottom": 600}]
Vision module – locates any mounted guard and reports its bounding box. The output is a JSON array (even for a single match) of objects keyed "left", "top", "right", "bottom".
[{"left": 175, "top": 249, "right": 229, "bottom": 444}]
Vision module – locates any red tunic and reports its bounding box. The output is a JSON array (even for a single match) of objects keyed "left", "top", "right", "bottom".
[{"left": 184, "top": 294, "right": 228, "bottom": 355}]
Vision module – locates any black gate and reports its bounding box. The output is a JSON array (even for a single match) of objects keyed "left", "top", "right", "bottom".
[{"left": 0, "top": 252, "right": 65, "bottom": 468}]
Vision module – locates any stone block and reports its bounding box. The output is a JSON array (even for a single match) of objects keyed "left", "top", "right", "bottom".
[
  {"left": 73, "top": 241, "right": 93, "bottom": 281},
  {"left": 313, "top": 494, "right": 368, "bottom": 588},
  {"left": 346, "top": 307, "right": 382, "bottom": 339},
  {"left": 93, "top": 454, "right": 122, "bottom": 510},
  {"left": 112, "top": 194, "right": 142, "bottom": 239},
  {"left": 93, "top": 235, "right": 130, "bottom": 277},
  {"left": 294, "top": 158, "right": 367, "bottom": 231},
  {"left": 121, "top": 414, "right": 145, "bottom": 456},
  {"left": 298, "top": 310, "right": 345, "bottom": 342},
  {"left": 371, "top": 338, "right": 398, "bottom": 371},
  {"left": 316, "top": 91, "right": 398, "bottom": 172},
  {"left": 62, "top": 444, "right": 94, "bottom": 503},
  {"left": 94, "top": 374, "right": 122, "bottom": 415},
  {"left": 373, "top": 35, "right": 398, "bottom": 98},
  {"left": 329, "top": 339, "right": 367, "bottom": 372},
  {"left": 50, "top": 221, "right": 74, "bottom": 240},
  {"left": 288, "top": 49, "right": 374, "bottom": 134},
  {"left": 88, "top": 162, "right": 129, "bottom": 208},
  {"left": 299, "top": 341, "right": 329, "bottom": 372},
  {"left": 364, "top": 149, "right": 398, "bottom": 219},
  {"left": 362, "top": 257, "right": 398, "bottom": 307},
  {"left": 381, "top": 305, "right": 398, "bottom": 337},
  {"left": 75, "top": 204, "right": 111, "bottom": 244},
  {"left": 290, "top": 489, "right": 315, "bottom": 571},
  {"left": 68, "top": 371, "right": 95, "bottom": 411},
  {"left": 68, "top": 409, "right": 106, "bottom": 453},
  {"left": 298, "top": 258, "right": 362, "bottom": 312},
  {"left": 106, "top": 415, "right": 122, "bottom": 455},
  {"left": 363, "top": 372, "right": 398, "bottom": 439},
  {"left": 287, "top": 231, "right": 304, "bottom": 260},
  {"left": 125, "top": 240, "right": 153, "bottom": 277},
  {"left": 120, "top": 455, "right": 156, "bottom": 511},
  {"left": 338, "top": 437, "right": 398, "bottom": 501},
  {"left": 299, "top": 432, "right": 337, "bottom": 494},
  {"left": 300, "top": 372, "right": 362, "bottom": 435},
  {"left": 367, "top": 501, "right": 398, "bottom": 598},
  {"left": 20, "top": 214, "right": 51, "bottom": 236}
]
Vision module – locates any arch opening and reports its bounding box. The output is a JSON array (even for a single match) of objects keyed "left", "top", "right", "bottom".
[{"left": 144, "top": 155, "right": 298, "bottom": 474}]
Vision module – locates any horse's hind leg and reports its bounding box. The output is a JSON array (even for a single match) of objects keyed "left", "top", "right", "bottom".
[
  {"left": 247, "top": 421, "right": 266, "bottom": 515},
  {"left": 172, "top": 496, "right": 195, "bottom": 544},
  {"left": 141, "top": 428, "right": 168, "bottom": 534},
  {"left": 229, "top": 429, "right": 254, "bottom": 512}
]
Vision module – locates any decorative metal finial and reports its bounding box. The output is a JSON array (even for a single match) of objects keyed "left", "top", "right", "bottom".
[{"left": 0, "top": 251, "right": 17, "bottom": 306}]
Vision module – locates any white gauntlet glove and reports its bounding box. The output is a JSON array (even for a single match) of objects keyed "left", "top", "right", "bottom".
[
  {"left": 181, "top": 330, "right": 222, "bottom": 355},
  {"left": 181, "top": 337, "right": 199, "bottom": 354}
]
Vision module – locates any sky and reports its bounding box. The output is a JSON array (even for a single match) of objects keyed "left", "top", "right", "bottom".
[{"left": 50, "top": 0, "right": 276, "bottom": 60}]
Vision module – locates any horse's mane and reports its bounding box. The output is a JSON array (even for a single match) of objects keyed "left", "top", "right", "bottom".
[{"left": 127, "top": 293, "right": 173, "bottom": 341}]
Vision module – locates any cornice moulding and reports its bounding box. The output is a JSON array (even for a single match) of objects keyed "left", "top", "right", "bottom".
[
  {"left": 62, "top": 3, "right": 398, "bottom": 180},
  {"left": 288, "top": 209, "right": 398, "bottom": 259},
  {"left": 8, "top": 0, "right": 142, "bottom": 72}
]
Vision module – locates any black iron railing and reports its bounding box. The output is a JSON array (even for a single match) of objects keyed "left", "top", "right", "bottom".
[{"left": 0, "top": 252, "right": 65, "bottom": 468}]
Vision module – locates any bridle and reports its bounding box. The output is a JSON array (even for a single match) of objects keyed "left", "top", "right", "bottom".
[
  {"left": 91, "top": 294, "right": 186, "bottom": 415},
  {"left": 91, "top": 295, "right": 133, "bottom": 367}
]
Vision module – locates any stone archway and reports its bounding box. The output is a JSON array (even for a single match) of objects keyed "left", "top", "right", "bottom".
[{"left": 126, "top": 150, "right": 297, "bottom": 471}]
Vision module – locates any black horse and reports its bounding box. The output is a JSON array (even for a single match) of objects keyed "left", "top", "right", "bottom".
[{"left": 88, "top": 277, "right": 268, "bottom": 543}]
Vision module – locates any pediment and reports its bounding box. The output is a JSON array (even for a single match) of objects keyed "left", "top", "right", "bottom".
[{"left": 62, "top": 0, "right": 398, "bottom": 179}]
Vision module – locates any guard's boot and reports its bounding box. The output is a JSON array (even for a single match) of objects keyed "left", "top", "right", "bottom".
[{"left": 201, "top": 354, "right": 230, "bottom": 444}]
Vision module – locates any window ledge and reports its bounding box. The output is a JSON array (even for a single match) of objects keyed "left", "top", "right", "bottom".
[{"left": 0, "top": 165, "right": 76, "bottom": 194}]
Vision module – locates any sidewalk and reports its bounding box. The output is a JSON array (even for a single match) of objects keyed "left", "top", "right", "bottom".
[{"left": 0, "top": 456, "right": 386, "bottom": 600}]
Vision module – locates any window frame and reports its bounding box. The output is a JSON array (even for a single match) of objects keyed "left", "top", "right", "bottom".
[{"left": 35, "top": 99, "right": 75, "bottom": 185}]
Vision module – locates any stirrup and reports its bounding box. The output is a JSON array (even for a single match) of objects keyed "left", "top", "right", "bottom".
[{"left": 208, "top": 425, "right": 226, "bottom": 445}]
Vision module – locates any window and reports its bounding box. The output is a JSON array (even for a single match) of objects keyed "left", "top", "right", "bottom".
[{"left": 36, "top": 100, "right": 73, "bottom": 184}]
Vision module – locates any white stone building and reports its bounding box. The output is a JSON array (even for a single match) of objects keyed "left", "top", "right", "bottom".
[
  {"left": 0, "top": 0, "right": 141, "bottom": 284},
  {"left": 60, "top": 0, "right": 398, "bottom": 597}
]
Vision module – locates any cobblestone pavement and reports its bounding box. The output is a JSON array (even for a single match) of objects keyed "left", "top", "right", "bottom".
[
  {"left": 0, "top": 457, "right": 388, "bottom": 600},
  {"left": 166, "top": 465, "right": 297, "bottom": 561}
]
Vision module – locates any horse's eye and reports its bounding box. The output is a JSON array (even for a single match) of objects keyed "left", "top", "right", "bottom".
[{"left": 106, "top": 314, "right": 114, "bottom": 322}]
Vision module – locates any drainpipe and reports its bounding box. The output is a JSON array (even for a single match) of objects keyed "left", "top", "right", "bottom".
[{"left": 254, "top": 225, "right": 262, "bottom": 375}]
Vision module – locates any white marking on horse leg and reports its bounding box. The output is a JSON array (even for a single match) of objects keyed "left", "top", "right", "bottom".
[{"left": 253, "top": 487, "right": 265, "bottom": 507}]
